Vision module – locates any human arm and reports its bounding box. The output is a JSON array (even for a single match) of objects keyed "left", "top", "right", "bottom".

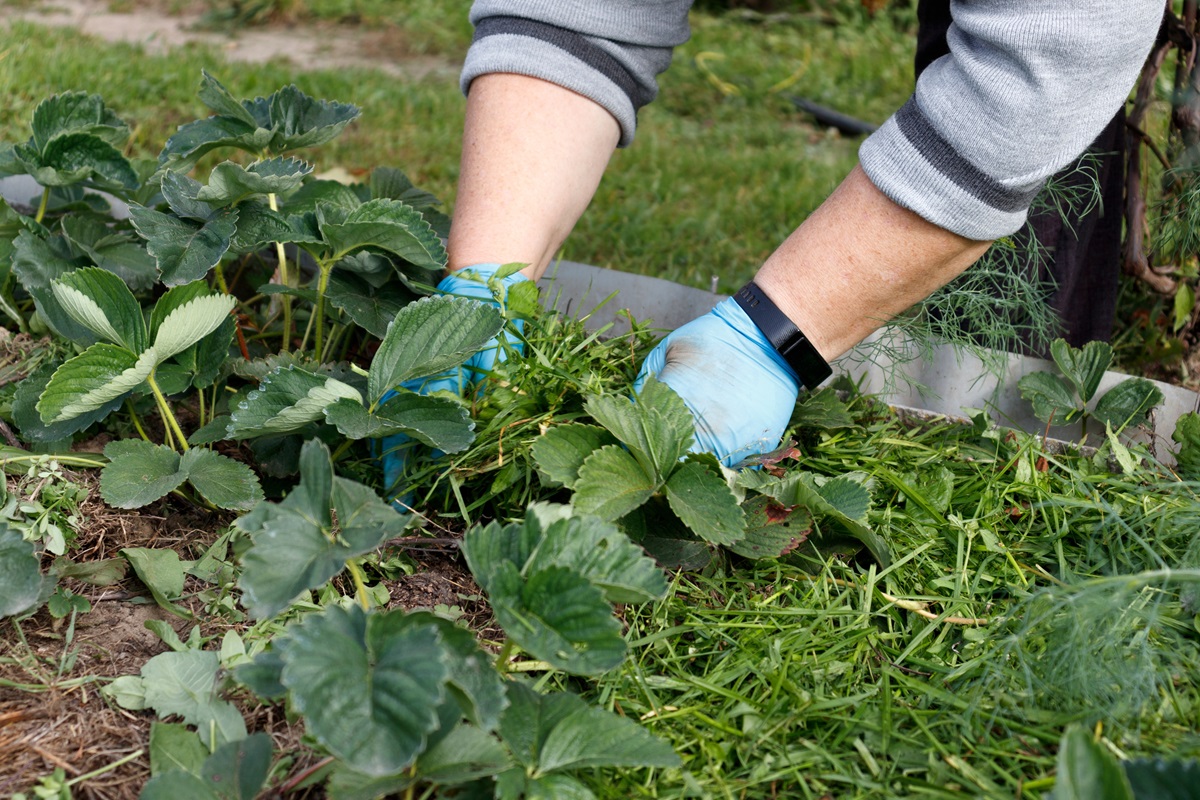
[{"left": 446, "top": 1, "right": 1163, "bottom": 466}]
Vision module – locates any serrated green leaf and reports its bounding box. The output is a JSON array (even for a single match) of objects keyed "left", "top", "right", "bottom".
[
  {"left": 489, "top": 562, "right": 626, "bottom": 675},
  {"left": 11, "top": 230, "right": 96, "bottom": 343},
  {"left": 368, "top": 296, "right": 504, "bottom": 404},
  {"left": 1018, "top": 371, "right": 1081, "bottom": 425},
  {"left": 197, "top": 157, "right": 312, "bottom": 206},
  {"left": 130, "top": 204, "right": 238, "bottom": 286},
  {"left": 181, "top": 448, "right": 263, "bottom": 511},
  {"left": 266, "top": 84, "right": 361, "bottom": 151},
  {"left": 51, "top": 266, "right": 148, "bottom": 351},
  {"left": 159, "top": 170, "right": 213, "bottom": 222},
  {"left": 229, "top": 200, "right": 314, "bottom": 253},
  {"left": 586, "top": 377, "right": 694, "bottom": 480},
  {"left": 26, "top": 132, "right": 138, "bottom": 190},
  {"left": 325, "top": 268, "right": 417, "bottom": 338},
  {"left": 793, "top": 387, "right": 858, "bottom": 429},
  {"left": 522, "top": 504, "right": 667, "bottom": 604},
  {"left": 228, "top": 366, "right": 363, "bottom": 438},
  {"left": 1051, "top": 338, "right": 1113, "bottom": 404},
  {"left": 236, "top": 440, "right": 405, "bottom": 617},
  {"left": 500, "top": 683, "right": 679, "bottom": 774},
  {"left": 817, "top": 473, "right": 872, "bottom": 522},
  {"left": 200, "top": 732, "right": 273, "bottom": 800},
  {"left": 412, "top": 723, "right": 511, "bottom": 785},
  {"left": 0, "top": 524, "right": 50, "bottom": 619},
  {"left": 197, "top": 70, "right": 259, "bottom": 128},
  {"left": 152, "top": 293, "right": 237, "bottom": 363},
  {"left": 287, "top": 179, "right": 363, "bottom": 213},
  {"left": 324, "top": 394, "right": 474, "bottom": 452},
  {"left": 12, "top": 362, "right": 121, "bottom": 443},
  {"left": 101, "top": 440, "right": 186, "bottom": 509},
  {"left": 663, "top": 461, "right": 745, "bottom": 545},
  {"left": 31, "top": 91, "right": 128, "bottom": 151},
  {"left": 159, "top": 116, "right": 268, "bottom": 172},
  {"left": 60, "top": 215, "right": 159, "bottom": 291},
  {"left": 727, "top": 496, "right": 812, "bottom": 559},
  {"left": 531, "top": 424, "right": 619, "bottom": 489},
  {"left": 1092, "top": 378, "right": 1164, "bottom": 432},
  {"left": 573, "top": 445, "right": 657, "bottom": 521},
  {"left": 37, "top": 344, "right": 155, "bottom": 424},
  {"left": 319, "top": 198, "right": 445, "bottom": 267},
  {"left": 1051, "top": 724, "right": 1133, "bottom": 800},
  {"left": 399, "top": 612, "right": 508, "bottom": 733},
  {"left": 281, "top": 606, "right": 448, "bottom": 776},
  {"left": 139, "top": 650, "right": 247, "bottom": 749}
]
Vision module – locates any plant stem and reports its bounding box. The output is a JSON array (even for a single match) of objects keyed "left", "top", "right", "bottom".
[
  {"left": 495, "top": 639, "right": 516, "bottom": 673},
  {"left": 314, "top": 259, "right": 333, "bottom": 359},
  {"left": 213, "top": 263, "right": 230, "bottom": 295},
  {"left": 268, "top": 192, "right": 293, "bottom": 353},
  {"left": 34, "top": 186, "right": 49, "bottom": 224},
  {"left": 345, "top": 559, "right": 372, "bottom": 611},
  {"left": 65, "top": 749, "right": 144, "bottom": 787},
  {"left": 126, "top": 400, "right": 153, "bottom": 443},
  {"left": 197, "top": 386, "right": 207, "bottom": 428},
  {"left": 146, "top": 371, "right": 189, "bottom": 452}
]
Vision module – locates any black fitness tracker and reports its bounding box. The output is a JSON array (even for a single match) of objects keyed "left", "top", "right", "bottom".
[{"left": 733, "top": 281, "right": 832, "bottom": 389}]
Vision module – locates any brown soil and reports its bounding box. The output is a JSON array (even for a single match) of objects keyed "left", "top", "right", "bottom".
[
  {"left": 0, "top": 0, "right": 459, "bottom": 81},
  {"left": 0, "top": 467, "right": 491, "bottom": 799}
]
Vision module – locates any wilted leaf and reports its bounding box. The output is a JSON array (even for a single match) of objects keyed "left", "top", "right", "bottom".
[
  {"left": 148, "top": 722, "right": 207, "bottom": 779},
  {"left": 121, "top": 545, "right": 187, "bottom": 610},
  {"left": 728, "top": 496, "right": 812, "bottom": 559},
  {"left": 139, "top": 650, "right": 247, "bottom": 748}
]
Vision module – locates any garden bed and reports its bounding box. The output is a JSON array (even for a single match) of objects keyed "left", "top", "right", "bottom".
[{"left": 1, "top": 71, "right": 1199, "bottom": 800}]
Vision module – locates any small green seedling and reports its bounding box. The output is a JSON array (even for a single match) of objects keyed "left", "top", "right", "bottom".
[{"left": 1018, "top": 338, "right": 1163, "bottom": 436}]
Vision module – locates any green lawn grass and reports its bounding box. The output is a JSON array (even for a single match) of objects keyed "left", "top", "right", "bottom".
[{"left": 0, "top": 3, "right": 915, "bottom": 291}]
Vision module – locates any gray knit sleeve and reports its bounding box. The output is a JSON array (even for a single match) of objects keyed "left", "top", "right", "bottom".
[
  {"left": 860, "top": 1, "right": 1162, "bottom": 241},
  {"left": 462, "top": 0, "right": 692, "bottom": 146}
]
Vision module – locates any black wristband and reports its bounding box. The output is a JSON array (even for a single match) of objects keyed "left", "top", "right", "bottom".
[{"left": 733, "top": 281, "right": 832, "bottom": 389}]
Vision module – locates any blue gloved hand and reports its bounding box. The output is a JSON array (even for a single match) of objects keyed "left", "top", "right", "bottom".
[
  {"left": 633, "top": 298, "right": 800, "bottom": 468},
  {"left": 380, "top": 263, "right": 529, "bottom": 503}
]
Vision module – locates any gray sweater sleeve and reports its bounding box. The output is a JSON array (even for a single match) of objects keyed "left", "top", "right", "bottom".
[
  {"left": 462, "top": 0, "right": 692, "bottom": 147},
  {"left": 860, "top": 1, "right": 1162, "bottom": 240},
  {"left": 463, "top": 1, "right": 1161, "bottom": 240}
]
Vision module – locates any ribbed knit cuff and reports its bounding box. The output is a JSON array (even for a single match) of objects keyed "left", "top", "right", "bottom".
[
  {"left": 860, "top": 97, "right": 1041, "bottom": 241},
  {"left": 461, "top": 14, "right": 674, "bottom": 147}
]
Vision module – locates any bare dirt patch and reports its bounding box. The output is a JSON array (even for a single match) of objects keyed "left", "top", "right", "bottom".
[{"left": 1, "top": 0, "right": 459, "bottom": 81}]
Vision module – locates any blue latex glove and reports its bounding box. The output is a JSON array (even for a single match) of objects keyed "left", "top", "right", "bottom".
[
  {"left": 380, "top": 263, "right": 529, "bottom": 503},
  {"left": 633, "top": 298, "right": 801, "bottom": 468}
]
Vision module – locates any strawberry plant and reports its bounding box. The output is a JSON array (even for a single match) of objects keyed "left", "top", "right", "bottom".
[{"left": 1018, "top": 338, "right": 1164, "bottom": 434}]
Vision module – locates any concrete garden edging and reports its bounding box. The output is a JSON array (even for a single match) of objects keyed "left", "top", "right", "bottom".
[{"left": 4, "top": 171, "right": 1192, "bottom": 462}]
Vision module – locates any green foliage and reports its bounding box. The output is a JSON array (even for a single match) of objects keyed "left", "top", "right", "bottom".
[
  {"left": 0, "top": 524, "right": 53, "bottom": 619},
  {"left": 1018, "top": 337, "right": 1165, "bottom": 433},
  {"left": 462, "top": 503, "right": 666, "bottom": 675},
  {"left": 1173, "top": 412, "right": 1200, "bottom": 479},
  {"left": 235, "top": 439, "right": 407, "bottom": 618},
  {"left": 142, "top": 732, "right": 273, "bottom": 800},
  {"left": 8, "top": 92, "right": 137, "bottom": 192}
]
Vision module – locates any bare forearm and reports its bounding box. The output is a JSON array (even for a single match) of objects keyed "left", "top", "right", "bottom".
[
  {"left": 754, "top": 165, "right": 992, "bottom": 361},
  {"left": 447, "top": 74, "right": 620, "bottom": 279}
]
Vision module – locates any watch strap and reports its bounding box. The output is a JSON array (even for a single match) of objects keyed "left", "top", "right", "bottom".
[{"left": 733, "top": 281, "right": 832, "bottom": 389}]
